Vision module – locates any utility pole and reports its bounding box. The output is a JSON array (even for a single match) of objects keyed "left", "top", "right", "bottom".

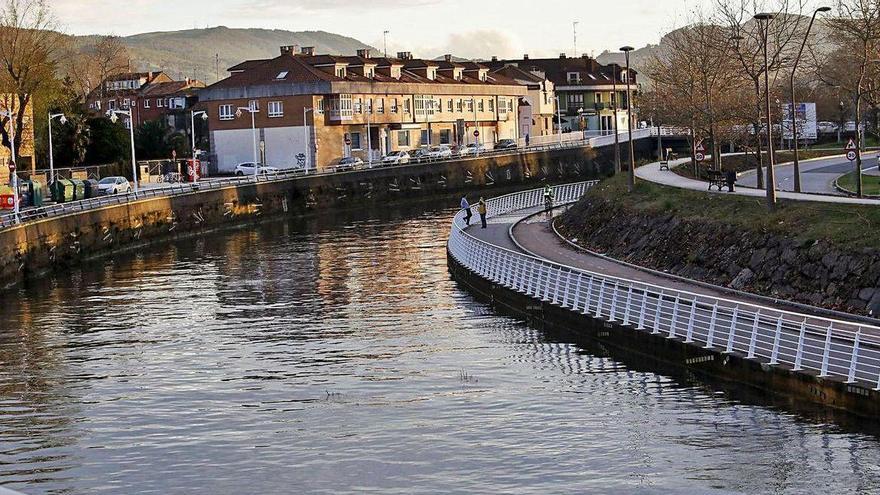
[{"left": 573, "top": 21, "right": 579, "bottom": 56}]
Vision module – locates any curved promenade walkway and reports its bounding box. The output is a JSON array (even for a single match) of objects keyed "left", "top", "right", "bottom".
[
  {"left": 636, "top": 158, "right": 880, "bottom": 205},
  {"left": 449, "top": 183, "right": 880, "bottom": 392}
]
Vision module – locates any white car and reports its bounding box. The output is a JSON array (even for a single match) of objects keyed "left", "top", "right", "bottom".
[
  {"left": 458, "top": 143, "right": 486, "bottom": 156},
  {"left": 234, "top": 162, "right": 280, "bottom": 176},
  {"left": 381, "top": 151, "right": 411, "bottom": 165},
  {"left": 334, "top": 156, "right": 364, "bottom": 172},
  {"left": 97, "top": 176, "right": 132, "bottom": 195},
  {"left": 428, "top": 145, "right": 453, "bottom": 160}
]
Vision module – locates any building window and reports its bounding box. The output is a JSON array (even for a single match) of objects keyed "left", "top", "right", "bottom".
[
  {"left": 391, "top": 66, "right": 401, "bottom": 79},
  {"left": 440, "top": 129, "right": 451, "bottom": 144},
  {"left": 157, "top": 98, "right": 164, "bottom": 108},
  {"left": 391, "top": 98, "right": 398, "bottom": 113},
  {"left": 268, "top": 101, "right": 284, "bottom": 118},
  {"left": 456, "top": 99, "right": 463, "bottom": 112},
  {"left": 477, "top": 99, "right": 484, "bottom": 112},
  {"left": 354, "top": 98, "right": 362, "bottom": 113},
  {"left": 569, "top": 93, "right": 585, "bottom": 111},
  {"left": 336, "top": 67, "right": 347, "bottom": 78},
  {"left": 123, "top": 98, "right": 130, "bottom": 109},
  {"left": 350, "top": 132, "right": 362, "bottom": 150},
  {"left": 508, "top": 99, "right": 513, "bottom": 112},
  {"left": 420, "top": 129, "right": 429, "bottom": 145},
  {"left": 143, "top": 99, "right": 150, "bottom": 109},
  {"left": 366, "top": 98, "right": 372, "bottom": 114},
  {"left": 317, "top": 99, "right": 324, "bottom": 114},
  {"left": 397, "top": 130, "right": 410, "bottom": 147},
  {"left": 467, "top": 99, "right": 473, "bottom": 112},
  {"left": 219, "top": 104, "right": 234, "bottom": 120},
  {"left": 447, "top": 99, "right": 453, "bottom": 113},
  {"left": 249, "top": 100, "right": 259, "bottom": 112},
  {"left": 378, "top": 98, "right": 385, "bottom": 114},
  {"left": 488, "top": 99, "right": 494, "bottom": 112},
  {"left": 366, "top": 67, "right": 375, "bottom": 78},
  {"left": 595, "top": 93, "right": 602, "bottom": 104},
  {"left": 567, "top": 72, "right": 581, "bottom": 84},
  {"left": 276, "top": 71, "right": 289, "bottom": 80},
  {"left": 108, "top": 100, "right": 117, "bottom": 110},
  {"left": 404, "top": 98, "right": 411, "bottom": 114},
  {"left": 95, "top": 100, "right": 101, "bottom": 110}
]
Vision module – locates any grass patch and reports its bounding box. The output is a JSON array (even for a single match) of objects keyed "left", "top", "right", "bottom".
[
  {"left": 590, "top": 173, "right": 880, "bottom": 249},
  {"left": 837, "top": 171, "right": 880, "bottom": 196},
  {"left": 674, "top": 149, "right": 845, "bottom": 179}
]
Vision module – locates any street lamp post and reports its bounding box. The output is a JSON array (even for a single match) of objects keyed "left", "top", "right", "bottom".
[
  {"left": 621, "top": 46, "right": 636, "bottom": 191},
  {"left": 1, "top": 111, "right": 19, "bottom": 222},
  {"left": 611, "top": 64, "right": 621, "bottom": 173},
  {"left": 107, "top": 109, "right": 139, "bottom": 193},
  {"left": 554, "top": 95, "right": 563, "bottom": 145},
  {"left": 236, "top": 106, "right": 259, "bottom": 179},
  {"left": 190, "top": 110, "right": 208, "bottom": 157},
  {"left": 303, "top": 107, "right": 314, "bottom": 172},
  {"left": 755, "top": 12, "right": 777, "bottom": 208},
  {"left": 48, "top": 112, "right": 67, "bottom": 185},
  {"left": 790, "top": 6, "right": 831, "bottom": 193}
]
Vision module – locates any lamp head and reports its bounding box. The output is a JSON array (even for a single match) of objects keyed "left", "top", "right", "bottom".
[
  {"left": 753, "top": 12, "right": 775, "bottom": 20},
  {"left": 235, "top": 109, "right": 243, "bottom": 119},
  {"left": 59, "top": 115, "right": 67, "bottom": 125},
  {"left": 201, "top": 112, "right": 209, "bottom": 121},
  {"left": 620, "top": 46, "right": 634, "bottom": 52},
  {"left": 817, "top": 6, "right": 831, "bottom": 13}
]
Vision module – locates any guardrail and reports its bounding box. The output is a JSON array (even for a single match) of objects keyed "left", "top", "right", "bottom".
[
  {"left": 447, "top": 182, "right": 880, "bottom": 389},
  {"left": 0, "top": 126, "right": 679, "bottom": 231}
]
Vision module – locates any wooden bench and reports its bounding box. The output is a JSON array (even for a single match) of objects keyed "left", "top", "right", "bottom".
[{"left": 706, "top": 170, "right": 726, "bottom": 191}]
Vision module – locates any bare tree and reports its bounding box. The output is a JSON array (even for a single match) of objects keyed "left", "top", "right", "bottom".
[
  {"left": 65, "top": 35, "right": 130, "bottom": 101},
  {"left": 0, "top": 0, "right": 63, "bottom": 171}
]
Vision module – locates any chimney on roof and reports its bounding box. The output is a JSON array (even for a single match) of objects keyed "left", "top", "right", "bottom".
[
  {"left": 444, "top": 54, "right": 452, "bottom": 62},
  {"left": 280, "top": 45, "right": 294, "bottom": 55},
  {"left": 301, "top": 46, "right": 315, "bottom": 56},
  {"left": 559, "top": 53, "right": 566, "bottom": 59},
  {"left": 357, "top": 48, "right": 371, "bottom": 58},
  {"left": 582, "top": 53, "right": 590, "bottom": 58},
  {"left": 491, "top": 55, "right": 498, "bottom": 62},
  {"left": 397, "top": 51, "right": 412, "bottom": 60},
  {"left": 523, "top": 54, "right": 529, "bottom": 60}
]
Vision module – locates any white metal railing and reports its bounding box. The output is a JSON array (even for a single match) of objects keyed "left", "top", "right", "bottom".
[{"left": 447, "top": 182, "right": 880, "bottom": 389}]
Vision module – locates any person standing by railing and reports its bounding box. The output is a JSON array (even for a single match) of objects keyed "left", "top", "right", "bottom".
[
  {"left": 477, "top": 197, "right": 487, "bottom": 229},
  {"left": 460, "top": 195, "right": 472, "bottom": 225}
]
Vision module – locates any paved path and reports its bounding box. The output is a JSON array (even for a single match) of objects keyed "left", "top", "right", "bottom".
[
  {"left": 738, "top": 153, "right": 880, "bottom": 194},
  {"left": 465, "top": 206, "right": 878, "bottom": 332},
  {"left": 636, "top": 158, "right": 880, "bottom": 205}
]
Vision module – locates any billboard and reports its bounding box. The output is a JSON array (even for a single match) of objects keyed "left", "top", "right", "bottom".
[{"left": 781, "top": 102, "right": 817, "bottom": 141}]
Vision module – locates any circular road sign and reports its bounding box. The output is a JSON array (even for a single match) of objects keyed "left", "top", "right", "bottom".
[
  {"left": 345, "top": 137, "right": 351, "bottom": 145},
  {"left": 473, "top": 130, "right": 480, "bottom": 138},
  {"left": 695, "top": 152, "right": 705, "bottom": 162},
  {"left": 847, "top": 150, "right": 857, "bottom": 161}
]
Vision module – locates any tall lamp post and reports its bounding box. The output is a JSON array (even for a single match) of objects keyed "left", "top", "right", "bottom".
[
  {"left": 107, "top": 109, "right": 139, "bottom": 193},
  {"left": 790, "top": 6, "right": 831, "bottom": 193},
  {"left": 1, "top": 110, "right": 19, "bottom": 222},
  {"left": 303, "top": 107, "right": 314, "bottom": 172},
  {"left": 554, "top": 95, "right": 563, "bottom": 145},
  {"left": 190, "top": 110, "right": 208, "bottom": 157},
  {"left": 755, "top": 12, "right": 777, "bottom": 208},
  {"left": 621, "top": 46, "right": 636, "bottom": 191},
  {"left": 48, "top": 112, "right": 67, "bottom": 185},
  {"left": 611, "top": 64, "right": 621, "bottom": 173},
  {"left": 236, "top": 105, "right": 259, "bottom": 179}
]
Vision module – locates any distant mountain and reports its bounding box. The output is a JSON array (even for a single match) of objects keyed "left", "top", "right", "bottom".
[{"left": 72, "top": 27, "right": 378, "bottom": 84}]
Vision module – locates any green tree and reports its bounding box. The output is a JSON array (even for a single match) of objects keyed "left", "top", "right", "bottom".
[
  {"left": 85, "top": 117, "right": 128, "bottom": 166},
  {"left": 135, "top": 120, "right": 188, "bottom": 160}
]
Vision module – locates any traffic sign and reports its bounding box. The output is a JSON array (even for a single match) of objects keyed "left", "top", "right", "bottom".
[
  {"left": 695, "top": 140, "right": 706, "bottom": 152},
  {"left": 344, "top": 136, "right": 351, "bottom": 145},
  {"left": 473, "top": 130, "right": 480, "bottom": 138},
  {"left": 845, "top": 138, "right": 857, "bottom": 151},
  {"left": 847, "top": 150, "right": 857, "bottom": 161},
  {"left": 695, "top": 152, "right": 706, "bottom": 162}
]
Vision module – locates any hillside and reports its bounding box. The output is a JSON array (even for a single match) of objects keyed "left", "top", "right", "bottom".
[{"left": 73, "top": 27, "right": 378, "bottom": 84}]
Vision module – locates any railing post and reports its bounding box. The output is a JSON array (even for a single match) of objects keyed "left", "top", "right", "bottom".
[
  {"left": 704, "top": 303, "right": 719, "bottom": 349},
  {"left": 652, "top": 292, "right": 663, "bottom": 335},
  {"left": 684, "top": 298, "right": 697, "bottom": 343},
  {"left": 792, "top": 320, "right": 807, "bottom": 371},
  {"left": 668, "top": 295, "right": 680, "bottom": 339},
  {"left": 571, "top": 272, "right": 583, "bottom": 311},
  {"left": 595, "top": 279, "right": 606, "bottom": 319},
  {"left": 847, "top": 329, "right": 861, "bottom": 384},
  {"left": 636, "top": 289, "right": 648, "bottom": 330},
  {"left": 747, "top": 310, "right": 760, "bottom": 359},
  {"left": 551, "top": 267, "right": 562, "bottom": 305},
  {"left": 583, "top": 276, "right": 594, "bottom": 315},
  {"left": 622, "top": 284, "right": 634, "bottom": 327},
  {"left": 819, "top": 323, "right": 833, "bottom": 378},
  {"left": 609, "top": 281, "right": 620, "bottom": 322},
  {"left": 724, "top": 307, "right": 739, "bottom": 354},
  {"left": 769, "top": 315, "right": 783, "bottom": 365}
]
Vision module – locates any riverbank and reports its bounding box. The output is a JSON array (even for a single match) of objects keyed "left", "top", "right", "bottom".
[{"left": 557, "top": 174, "right": 880, "bottom": 316}]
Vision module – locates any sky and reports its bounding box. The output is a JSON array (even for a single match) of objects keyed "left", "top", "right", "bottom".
[{"left": 53, "top": 0, "right": 717, "bottom": 58}]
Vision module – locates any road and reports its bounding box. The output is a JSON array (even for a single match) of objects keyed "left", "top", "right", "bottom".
[{"left": 738, "top": 153, "right": 880, "bottom": 194}]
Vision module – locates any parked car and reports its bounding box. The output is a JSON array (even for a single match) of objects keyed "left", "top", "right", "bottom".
[
  {"left": 97, "top": 176, "right": 132, "bottom": 195},
  {"left": 495, "top": 139, "right": 518, "bottom": 150},
  {"left": 428, "top": 145, "right": 453, "bottom": 160},
  {"left": 817, "top": 121, "right": 839, "bottom": 134},
  {"left": 410, "top": 148, "right": 433, "bottom": 163},
  {"left": 334, "top": 156, "right": 363, "bottom": 172},
  {"left": 381, "top": 151, "right": 411, "bottom": 165},
  {"left": 458, "top": 143, "right": 486, "bottom": 156},
  {"left": 234, "top": 162, "right": 280, "bottom": 176}
]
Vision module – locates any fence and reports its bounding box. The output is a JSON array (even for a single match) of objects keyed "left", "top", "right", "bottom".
[{"left": 447, "top": 182, "right": 880, "bottom": 389}]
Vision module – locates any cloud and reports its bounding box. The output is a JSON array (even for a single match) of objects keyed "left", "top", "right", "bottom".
[{"left": 423, "top": 29, "right": 523, "bottom": 60}]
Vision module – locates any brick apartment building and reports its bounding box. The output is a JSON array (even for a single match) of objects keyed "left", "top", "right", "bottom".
[
  {"left": 197, "top": 46, "right": 528, "bottom": 173},
  {"left": 486, "top": 54, "right": 637, "bottom": 135},
  {"left": 86, "top": 72, "right": 205, "bottom": 130}
]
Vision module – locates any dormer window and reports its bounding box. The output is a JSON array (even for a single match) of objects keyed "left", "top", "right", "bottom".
[
  {"left": 567, "top": 72, "right": 581, "bottom": 84},
  {"left": 427, "top": 68, "right": 437, "bottom": 80},
  {"left": 479, "top": 70, "right": 488, "bottom": 82},
  {"left": 453, "top": 68, "right": 463, "bottom": 81},
  {"left": 620, "top": 70, "right": 628, "bottom": 82},
  {"left": 391, "top": 66, "right": 401, "bottom": 79},
  {"left": 336, "top": 67, "right": 347, "bottom": 78},
  {"left": 366, "top": 67, "right": 375, "bottom": 78}
]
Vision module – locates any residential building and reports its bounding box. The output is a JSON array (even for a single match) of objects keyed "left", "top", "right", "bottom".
[
  {"left": 488, "top": 63, "right": 556, "bottom": 140},
  {"left": 0, "top": 95, "right": 35, "bottom": 182},
  {"left": 197, "top": 46, "right": 527, "bottom": 172},
  {"left": 486, "top": 54, "right": 637, "bottom": 135},
  {"left": 86, "top": 72, "right": 205, "bottom": 130}
]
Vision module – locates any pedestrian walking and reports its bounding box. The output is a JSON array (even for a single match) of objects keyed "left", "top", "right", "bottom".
[
  {"left": 478, "top": 197, "right": 487, "bottom": 229},
  {"left": 460, "top": 195, "right": 472, "bottom": 225},
  {"left": 525, "top": 134, "right": 530, "bottom": 147}
]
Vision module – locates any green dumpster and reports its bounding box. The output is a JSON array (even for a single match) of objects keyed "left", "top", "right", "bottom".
[
  {"left": 70, "top": 179, "right": 86, "bottom": 201},
  {"left": 52, "top": 179, "right": 74, "bottom": 203},
  {"left": 19, "top": 180, "right": 44, "bottom": 207}
]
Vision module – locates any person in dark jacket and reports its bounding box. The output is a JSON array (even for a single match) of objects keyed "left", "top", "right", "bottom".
[
  {"left": 725, "top": 169, "right": 737, "bottom": 192},
  {"left": 460, "top": 196, "right": 472, "bottom": 225}
]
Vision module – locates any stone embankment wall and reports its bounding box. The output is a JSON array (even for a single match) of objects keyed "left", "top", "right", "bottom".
[
  {"left": 558, "top": 196, "right": 880, "bottom": 317},
  {"left": 0, "top": 143, "right": 654, "bottom": 289}
]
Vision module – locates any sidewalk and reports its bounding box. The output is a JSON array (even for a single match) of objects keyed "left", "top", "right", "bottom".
[{"left": 636, "top": 159, "right": 880, "bottom": 205}]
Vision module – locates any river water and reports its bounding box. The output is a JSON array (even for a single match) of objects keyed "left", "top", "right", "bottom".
[{"left": 0, "top": 204, "right": 879, "bottom": 494}]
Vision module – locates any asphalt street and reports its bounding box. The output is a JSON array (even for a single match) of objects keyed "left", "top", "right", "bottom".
[{"left": 738, "top": 153, "right": 880, "bottom": 194}]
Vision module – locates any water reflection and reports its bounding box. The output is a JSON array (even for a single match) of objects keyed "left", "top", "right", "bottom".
[{"left": 0, "top": 205, "right": 878, "bottom": 494}]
